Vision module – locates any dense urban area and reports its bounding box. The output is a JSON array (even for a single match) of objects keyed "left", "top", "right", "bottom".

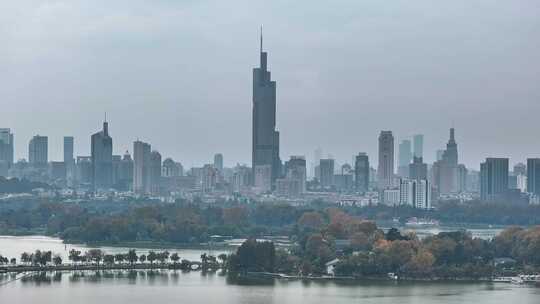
[{"left": 1, "top": 34, "right": 539, "bottom": 285}]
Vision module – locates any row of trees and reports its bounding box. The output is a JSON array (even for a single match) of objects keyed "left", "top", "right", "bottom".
[{"left": 4, "top": 249, "right": 227, "bottom": 270}]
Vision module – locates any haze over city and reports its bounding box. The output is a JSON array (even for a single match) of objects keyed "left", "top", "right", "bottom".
[{"left": 2, "top": 0, "right": 540, "bottom": 169}]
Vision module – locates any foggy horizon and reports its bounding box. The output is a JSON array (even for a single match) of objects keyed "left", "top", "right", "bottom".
[{"left": 2, "top": 0, "right": 540, "bottom": 170}]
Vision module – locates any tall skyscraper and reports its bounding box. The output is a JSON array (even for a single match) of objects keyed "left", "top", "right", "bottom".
[
  {"left": 0, "top": 128, "right": 14, "bottom": 166},
  {"left": 214, "top": 153, "right": 223, "bottom": 172},
  {"left": 480, "top": 158, "right": 509, "bottom": 202},
  {"left": 150, "top": 150, "right": 162, "bottom": 194},
  {"left": 117, "top": 151, "right": 134, "bottom": 190},
  {"left": 413, "top": 134, "right": 424, "bottom": 158},
  {"left": 354, "top": 153, "right": 369, "bottom": 193},
  {"left": 64, "top": 136, "right": 74, "bottom": 183},
  {"left": 319, "top": 159, "right": 335, "bottom": 188},
  {"left": 377, "top": 131, "right": 394, "bottom": 189},
  {"left": 28, "top": 135, "right": 48, "bottom": 166},
  {"left": 398, "top": 139, "right": 412, "bottom": 177},
  {"left": 527, "top": 158, "right": 540, "bottom": 196},
  {"left": 432, "top": 128, "right": 460, "bottom": 194},
  {"left": 133, "top": 140, "right": 151, "bottom": 194},
  {"left": 252, "top": 31, "right": 281, "bottom": 187},
  {"left": 91, "top": 120, "right": 113, "bottom": 191}
]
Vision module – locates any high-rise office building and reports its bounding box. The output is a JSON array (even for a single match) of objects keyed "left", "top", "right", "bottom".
[
  {"left": 116, "top": 151, "right": 134, "bottom": 190},
  {"left": 28, "top": 135, "right": 48, "bottom": 166},
  {"left": 0, "top": 128, "right": 14, "bottom": 167},
  {"left": 91, "top": 120, "right": 113, "bottom": 191},
  {"left": 480, "top": 158, "right": 509, "bottom": 202},
  {"left": 150, "top": 151, "right": 162, "bottom": 194},
  {"left": 377, "top": 131, "right": 394, "bottom": 189},
  {"left": 252, "top": 31, "right": 281, "bottom": 187},
  {"left": 527, "top": 158, "right": 540, "bottom": 196},
  {"left": 413, "top": 134, "right": 424, "bottom": 158},
  {"left": 64, "top": 136, "right": 74, "bottom": 183},
  {"left": 76, "top": 156, "right": 92, "bottom": 185},
  {"left": 398, "top": 139, "right": 412, "bottom": 177},
  {"left": 285, "top": 156, "right": 307, "bottom": 194},
  {"left": 354, "top": 153, "right": 369, "bottom": 193},
  {"left": 432, "top": 128, "right": 460, "bottom": 194},
  {"left": 319, "top": 159, "right": 335, "bottom": 188},
  {"left": 409, "top": 156, "right": 428, "bottom": 181},
  {"left": 133, "top": 140, "right": 151, "bottom": 194},
  {"left": 214, "top": 153, "right": 223, "bottom": 172}
]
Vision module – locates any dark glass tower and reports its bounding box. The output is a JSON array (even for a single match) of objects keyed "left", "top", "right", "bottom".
[
  {"left": 252, "top": 30, "right": 281, "bottom": 186},
  {"left": 91, "top": 119, "right": 113, "bottom": 192}
]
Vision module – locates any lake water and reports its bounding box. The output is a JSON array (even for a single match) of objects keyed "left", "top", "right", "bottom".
[
  {"left": 1, "top": 270, "right": 539, "bottom": 304},
  {"left": 1, "top": 235, "right": 539, "bottom": 303}
]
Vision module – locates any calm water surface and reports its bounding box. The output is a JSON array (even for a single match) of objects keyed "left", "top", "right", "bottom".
[
  {"left": 1, "top": 235, "right": 539, "bottom": 304},
  {"left": 1, "top": 270, "right": 539, "bottom": 304}
]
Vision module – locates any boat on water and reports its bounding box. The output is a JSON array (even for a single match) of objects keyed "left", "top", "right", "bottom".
[{"left": 405, "top": 217, "right": 440, "bottom": 228}]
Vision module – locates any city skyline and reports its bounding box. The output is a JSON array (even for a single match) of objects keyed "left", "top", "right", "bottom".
[{"left": 2, "top": 1, "right": 540, "bottom": 169}]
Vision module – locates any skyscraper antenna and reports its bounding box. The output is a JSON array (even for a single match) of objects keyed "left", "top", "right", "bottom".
[
  {"left": 260, "top": 25, "right": 263, "bottom": 53},
  {"left": 104, "top": 112, "right": 107, "bottom": 123}
]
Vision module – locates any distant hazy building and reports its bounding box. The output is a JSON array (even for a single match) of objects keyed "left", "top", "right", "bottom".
[
  {"left": 254, "top": 164, "right": 272, "bottom": 193},
  {"left": 436, "top": 150, "right": 444, "bottom": 161},
  {"left": 354, "top": 153, "right": 369, "bottom": 193},
  {"left": 377, "top": 131, "right": 394, "bottom": 189},
  {"left": 319, "top": 159, "right": 335, "bottom": 188},
  {"left": 466, "top": 170, "right": 480, "bottom": 193},
  {"left": 91, "top": 120, "right": 113, "bottom": 191},
  {"left": 527, "top": 158, "right": 540, "bottom": 196},
  {"left": 432, "top": 128, "right": 460, "bottom": 195},
  {"left": 64, "top": 136, "right": 74, "bottom": 184},
  {"left": 252, "top": 33, "right": 281, "bottom": 187},
  {"left": 413, "top": 134, "right": 424, "bottom": 158},
  {"left": 214, "top": 153, "right": 223, "bottom": 173},
  {"left": 133, "top": 140, "right": 152, "bottom": 194},
  {"left": 480, "top": 158, "right": 509, "bottom": 202},
  {"left": 28, "top": 135, "right": 48, "bottom": 166},
  {"left": 76, "top": 156, "right": 92, "bottom": 185},
  {"left": 162, "top": 158, "right": 182, "bottom": 177},
  {"left": 115, "top": 151, "right": 133, "bottom": 190},
  {"left": 409, "top": 156, "right": 427, "bottom": 181},
  {"left": 232, "top": 164, "right": 252, "bottom": 192},
  {"left": 0, "top": 128, "right": 14, "bottom": 172},
  {"left": 398, "top": 140, "right": 412, "bottom": 177},
  {"left": 150, "top": 151, "right": 162, "bottom": 194},
  {"left": 48, "top": 161, "right": 66, "bottom": 182},
  {"left": 284, "top": 156, "right": 307, "bottom": 194},
  {"left": 275, "top": 178, "right": 303, "bottom": 197}
]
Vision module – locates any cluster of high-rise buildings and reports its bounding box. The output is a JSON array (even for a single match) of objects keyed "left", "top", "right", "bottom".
[{"left": 1, "top": 35, "right": 539, "bottom": 208}]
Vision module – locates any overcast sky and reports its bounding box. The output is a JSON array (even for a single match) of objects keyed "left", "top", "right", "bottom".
[{"left": 1, "top": 0, "right": 539, "bottom": 170}]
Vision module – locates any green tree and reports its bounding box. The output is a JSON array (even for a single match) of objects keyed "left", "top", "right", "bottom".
[
  {"left": 126, "top": 249, "right": 138, "bottom": 267},
  {"left": 170, "top": 253, "right": 180, "bottom": 266},
  {"left": 52, "top": 254, "right": 62, "bottom": 266}
]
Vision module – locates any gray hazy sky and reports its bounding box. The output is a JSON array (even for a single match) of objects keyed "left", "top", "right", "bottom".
[{"left": 1, "top": 0, "right": 539, "bottom": 170}]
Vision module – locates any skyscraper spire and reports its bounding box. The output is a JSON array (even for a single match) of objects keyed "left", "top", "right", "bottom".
[{"left": 260, "top": 25, "right": 263, "bottom": 53}]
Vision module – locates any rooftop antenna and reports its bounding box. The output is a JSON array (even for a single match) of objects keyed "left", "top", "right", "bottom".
[{"left": 260, "top": 25, "right": 263, "bottom": 53}]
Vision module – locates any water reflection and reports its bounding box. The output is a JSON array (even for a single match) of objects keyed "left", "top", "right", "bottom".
[{"left": 13, "top": 270, "right": 229, "bottom": 286}]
